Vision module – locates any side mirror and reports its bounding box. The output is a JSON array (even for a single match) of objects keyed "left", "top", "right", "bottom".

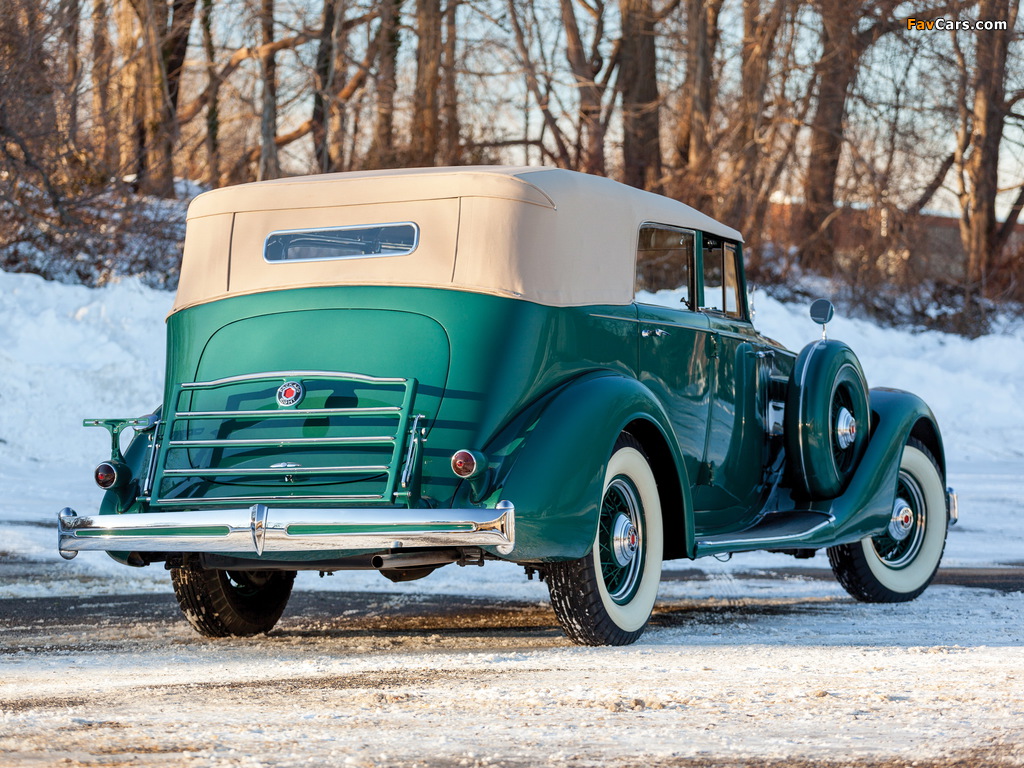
[{"left": 809, "top": 298, "right": 834, "bottom": 339}]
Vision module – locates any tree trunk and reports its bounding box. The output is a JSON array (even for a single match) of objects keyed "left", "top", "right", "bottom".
[
  {"left": 370, "top": 0, "right": 401, "bottom": 168},
  {"left": 724, "top": 0, "right": 785, "bottom": 244},
  {"left": 799, "top": 0, "right": 902, "bottom": 271},
  {"left": 559, "top": 0, "right": 607, "bottom": 175},
  {"left": 90, "top": 0, "right": 118, "bottom": 175},
  {"left": 163, "top": 0, "right": 197, "bottom": 114},
  {"left": 115, "top": 0, "right": 145, "bottom": 190},
  {"left": 441, "top": 0, "right": 461, "bottom": 165},
  {"left": 327, "top": 0, "right": 351, "bottom": 170},
  {"left": 258, "top": 0, "right": 280, "bottom": 180},
  {"left": 411, "top": 0, "right": 443, "bottom": 166},
  {"left": 200, "top": 0, "right": 220, "bottom": 186},
  {"left": 124, "top": 0, "right": 195, "bottom": 196},
  {"left": 59, "top": 0, "right": 81, "bottom": 145},
  {"left": 619, "top": 0, "right": 661, "bottom": 191},
  {"left": 800, "top": 7, "right": 857, "bottom": 272},
  {"left": 312, "top": 0, "right": 338, "bottom": 172},
  {"left": 959, "top": 0, "right": 1018, "bottom": 299},
  {"left": 672, "top": 0, "right": 722, "bottom": 207}
]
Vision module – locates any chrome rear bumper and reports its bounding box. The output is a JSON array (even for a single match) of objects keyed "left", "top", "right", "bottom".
[{"left": 57, "top": 501, "right": 515, "bottom": 559}]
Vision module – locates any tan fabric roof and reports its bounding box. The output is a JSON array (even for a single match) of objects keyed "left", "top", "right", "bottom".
[{"left": 174, "top": 166, "right": 743, "bottom": 313}]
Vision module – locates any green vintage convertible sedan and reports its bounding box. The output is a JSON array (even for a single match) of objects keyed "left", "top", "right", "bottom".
[{"left": 58, "top": 167, "right": 957, "bottom": 645}]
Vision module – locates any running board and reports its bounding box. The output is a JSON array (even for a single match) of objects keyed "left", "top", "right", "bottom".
[{"left": 694, "top": 511, "right": 834, "bottom": 558}]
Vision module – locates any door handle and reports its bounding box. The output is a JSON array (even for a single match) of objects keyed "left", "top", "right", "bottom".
[{"left": 641, "top": 328, "right": 670, "bottom": 338}]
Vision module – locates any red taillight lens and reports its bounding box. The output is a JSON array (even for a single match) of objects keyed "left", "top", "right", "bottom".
[
  {"left": 451, "top": 450, "right": 484, "bottom": 479},
  {"left": 94, "top": 461, "right": 120, "bottom": 489}
]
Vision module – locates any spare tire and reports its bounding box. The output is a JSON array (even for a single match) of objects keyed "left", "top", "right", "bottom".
[{"left": 785, "top": 340, "right": 870, "bottom": 500}]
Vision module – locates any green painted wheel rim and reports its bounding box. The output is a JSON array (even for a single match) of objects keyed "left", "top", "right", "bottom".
[{"left": 598, "top": 476, "right": 645, "bottom": 605}]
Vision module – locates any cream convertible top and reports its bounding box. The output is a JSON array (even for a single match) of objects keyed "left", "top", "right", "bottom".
[{"left": 174, "top": 166, "right": 743, "bottom": 313}]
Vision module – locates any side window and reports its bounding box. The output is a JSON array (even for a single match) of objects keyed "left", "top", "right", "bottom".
[
  {"left": 635, "top": 224, "right": 695, "bottom": 308},
  {"left": 702, "top": 238, "right": 724, "bottom": 312},
  {"left": 724, "top": 243, "right": 741, "bottom": 316},
  {"left": 702, "top": 237, "right": 743, "bottom": 319}
]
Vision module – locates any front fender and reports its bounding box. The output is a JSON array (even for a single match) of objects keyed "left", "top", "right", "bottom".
[
  {"left": 481, "top": 372, "right": 690, "bottom": 562},
  {"left": 824, "top": 387, "right": 945, "bottom": 545}
]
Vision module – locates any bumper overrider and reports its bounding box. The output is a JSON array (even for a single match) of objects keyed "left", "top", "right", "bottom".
[{"left": 57, "top": 501, "right": 515, "bottom": 560}]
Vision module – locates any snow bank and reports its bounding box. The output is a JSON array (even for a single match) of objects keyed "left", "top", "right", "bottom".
[{"left": 0, "top": 270, "right": 171, "bottom": 465}]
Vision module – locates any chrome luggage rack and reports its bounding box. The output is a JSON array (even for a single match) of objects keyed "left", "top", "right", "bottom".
[{"left": 146, "top": 370, "right": 425, "bottom": 507}]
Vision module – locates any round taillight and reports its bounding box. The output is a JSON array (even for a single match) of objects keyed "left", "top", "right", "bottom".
[
  {"left": 451, "top": 450, "right": 485, "bottom": 479},
  {"left": 94, "top": 461, "right": 123, "bottom": 489}
]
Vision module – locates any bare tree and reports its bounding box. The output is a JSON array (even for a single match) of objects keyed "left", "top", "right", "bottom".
[
  {"left": 559, "top": 0, "right": 614, "bottom": 175},
  {"left": 199, "top": 0, "right": 220, "bottom": 186},
  {"left": 441, "top": 0, "right": 462, "bottom": 164},
  {"left": 369, "top": 0, "right": 402, "bottom": 168},
  {"left": 90, "top": 0, "right": 118, "bottom": 176},
  {"left": 670, "top": 0, "right": 724, "bottom": 208},
  {"left": 954, "top": 0, "right": 1023, "bottom": 307},
  {"left": 411, "top": 0, "right": 444, "bottom": 166},
  {"left": 258, "top": 0, "right": 281, "bottom": 180},
  {"left": 619, "top": 0, "right": 662, "bottom": 190},
  {"left": 58, "top": 0, "right": 82, "bottom": 143}
]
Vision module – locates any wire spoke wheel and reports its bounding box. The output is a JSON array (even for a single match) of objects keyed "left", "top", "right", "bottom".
[
  {"left": 828, "top": 438, "right": 947, "bottom": 603},
  {"left": 545, "top": 433, "right": 663, "bottom": 646},
  {"left": 870, "top": 467, "right": 928, "bottom": 568},
  {"left": 598, "top": 477, "right": 645, "bottom": 604}
]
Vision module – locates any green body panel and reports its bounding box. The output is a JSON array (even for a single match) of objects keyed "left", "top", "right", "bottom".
[
  {"left": 697, "top": 316, "right": 791, "bottom": 530},
  {"left": 477, "top": 371, "right": 693, "bottom": 562},
  {"left": 820, "top": 387, "right": 945, "bottom": 546},
  {"left": 692, "top": 387, "right": 945, "bottom": 557}
]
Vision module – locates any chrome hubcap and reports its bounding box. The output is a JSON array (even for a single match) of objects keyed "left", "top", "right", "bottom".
[
  {"left": 611, "top": 513, "right": 639, "bottom": 567},
  {"left": 600, "top": 477, "right": 645, "bottom": 604},
  {"left": 888, "top": 498, "right": 915, "bottom": 541},
  {"left": 872, "top": 469, "right": 928, "bottom": 569},
  {"left": 835, "top": 407, "right": 857, "bottom": 450}
]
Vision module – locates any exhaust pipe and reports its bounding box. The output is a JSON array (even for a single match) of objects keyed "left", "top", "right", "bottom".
[{"left": 371, "top": 548, "right": 462, "bottom": 570}]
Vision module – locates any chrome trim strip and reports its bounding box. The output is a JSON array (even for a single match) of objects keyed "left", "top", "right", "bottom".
[
  {"left": 400, "top": 414, "right": 424, "bottom": 489},
  {"left": 947, "top": 487, "right": 959, "bottom": 526},
  {"left": 176, "top": 406, "right": 402, "bottom": 420},
  {"left": 181, "top": 370, "right": 408, "bottom": 390},
  {"left": 588, "top": 313, "right": 640, "bottom": 323},
  {"left": 152, "top": 494, "right": 386, "bottom": 506},
  {"left": 161, "top": 465, "right": 390, "bottom": 477},
  {"left": 167, "top": 436, "right": 396, "bottom": 448},
  {"left": 57, "top": 501, "right": 515, "bottom": 556}
]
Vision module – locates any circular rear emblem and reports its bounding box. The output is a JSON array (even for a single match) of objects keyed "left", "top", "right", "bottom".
[{"left": 276, "top": 381, "right": 304, "bottom": 407}]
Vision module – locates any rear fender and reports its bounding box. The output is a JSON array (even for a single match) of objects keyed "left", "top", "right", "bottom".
[
  {"left": 479, "top": 372, "right": 692, "bottom": 562},
  {"left": 825, "top": 388, "right": 945, "bottom": 544}
]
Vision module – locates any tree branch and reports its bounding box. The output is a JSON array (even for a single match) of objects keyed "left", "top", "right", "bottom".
[{"left": 178, "top": 11, "right": 378, "bottom": 126}]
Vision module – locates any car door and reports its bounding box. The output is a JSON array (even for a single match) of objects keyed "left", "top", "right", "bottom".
[
  {"left": 633, "top": 224, "right": 714, "bottom": 506},
  {"left": 694, "top": 237, "right": 774, "bottom": 533}
]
